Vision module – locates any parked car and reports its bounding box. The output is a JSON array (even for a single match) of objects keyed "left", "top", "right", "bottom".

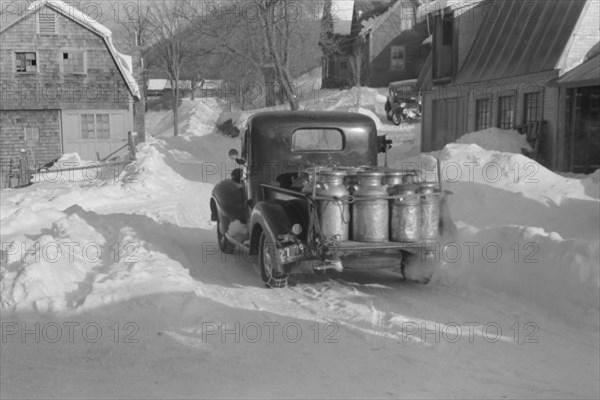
[
  {"left": 384, "top": 79, "right": 421, "bottom": 125},
  {"left": 210, "top": 111, "right": 450, "bottom": 288}
]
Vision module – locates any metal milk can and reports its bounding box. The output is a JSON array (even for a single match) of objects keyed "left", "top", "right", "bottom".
[
  {"left": 419, "top": 182, "right": 441, "bottom": 240},
  {"left": 343, "top": 167, "right": 363, "bottom": 195},
  {"left": 390, "top": 182, "right": 421, "bottom": 242},
  {"left": 352, "top": 170, "right": 389, "bottom": 242},
  {"left": 384, "top": 170, "right": 405, "bottom": 194},
  {"left": 316, "top": 170, "right": 350, "bottom": 241}
]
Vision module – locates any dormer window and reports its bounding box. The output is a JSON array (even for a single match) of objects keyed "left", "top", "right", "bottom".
[{"left": 38, "top": 12, "right": 57, "bottom": 35}]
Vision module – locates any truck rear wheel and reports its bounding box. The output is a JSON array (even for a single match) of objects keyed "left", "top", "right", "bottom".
[{"left": 259, "top": 232, "right": 288, "bottom": 288}]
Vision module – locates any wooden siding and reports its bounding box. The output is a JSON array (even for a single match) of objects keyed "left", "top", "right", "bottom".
[
  {"left": 422, "top": 70, "right": 561, "bottom": 166},
  {"left": 0, "top": 8, "right": 133, "bottom": 111},
  {"left": 0, "top": 109, "right": 62, "bottom": 168},
  {"left": 366, "top": 20, "right": 429, "bottom": 87}
]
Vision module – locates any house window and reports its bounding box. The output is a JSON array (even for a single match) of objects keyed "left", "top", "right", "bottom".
[
  {"left": 524, "top": 92, "right": 541, "bottom": 124},
  {"left": 15, "top": 52, "right": 37, "bottom": 73},
  {"left": 433, "top": 12, "right": 454, "bottom": 80},
  {"left": 38, "top": 12, "right": 56, "bottom": 34},
  {"left": 498, "top": 96, "right": 515, "bottom": 129},
  {"left": 475, "top": 99, "right": 491, "bottom": 130},
  {"left": 390, "top": 46, "right": 405, "bottom": 71},
  {"left": 63, "top": 52, "right": 85, "bottom": 74},
  {"left": 80, "top": 114, "right": 110, "bottom": 139}
]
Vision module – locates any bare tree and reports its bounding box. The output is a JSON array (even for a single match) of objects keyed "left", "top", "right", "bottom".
[
  {"left": 147, "top": 0, "right": 191, "bottom": 136},
  {"left": 186, "top": 0, "right": 320, "bottom": 111},
  {"left": 348, "top": 38, "right": 365, "bottom": 109},
  {"left": 112, "top": 0, "right": 155, "bottom": 141}
]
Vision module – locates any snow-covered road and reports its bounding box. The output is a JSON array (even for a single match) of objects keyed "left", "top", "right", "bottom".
[{"left": 2, "top": 95, "right": 598, "bottom": 398}]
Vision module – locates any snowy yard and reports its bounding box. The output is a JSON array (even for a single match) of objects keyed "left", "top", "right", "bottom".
[{"left": 1, "top": 90, "right": 599, "bottom": 399}]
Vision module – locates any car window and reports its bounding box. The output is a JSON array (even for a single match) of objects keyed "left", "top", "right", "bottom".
[{"left": 291, "top": 128, "right": 344, "bottom": 151}]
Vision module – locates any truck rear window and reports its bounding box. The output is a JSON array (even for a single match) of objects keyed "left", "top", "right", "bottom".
[{"left": 291, "top": 128, "right": 344, "bottom": 151}]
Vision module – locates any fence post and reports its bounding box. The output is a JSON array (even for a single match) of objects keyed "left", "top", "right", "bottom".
[
  {"left": 128, "top": 131, "right": 138, "bottom": 160},
  {"left": 19, "top": 149, "right": 31, "bottom": 187}
]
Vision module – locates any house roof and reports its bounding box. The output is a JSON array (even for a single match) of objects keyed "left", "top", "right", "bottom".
[
  {"left": 359, "top": 0, "right": 408, "bottom": 37},
  {"left": 0, "top": 0, "right": 140, "bottom": 99},
  {"left": 555, "top": 55, "right": 600, "bottom": 88},
  {"left": 147, "top": 79, "right": 193, "bottom": 91},
  {"left": 416, "top": 0, "right": 482, "bottom": 22},
  {"left": 455, "top": 0, "right": 588, "bottom": 84}
]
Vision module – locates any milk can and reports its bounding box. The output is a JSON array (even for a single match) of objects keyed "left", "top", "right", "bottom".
[
  {"left": 343, "top": 167, "right": 363, "bottom": 195},
  {"left": 419, "top": 182, "right": 440, "bottom": 240},
  {"left": 352, "top": 170, "right": 389, "bottom": 242},
  {"left": 316, "top": 170, "right": 350, "bottom": 241},
  {"left": 384, "top": 170, "right": 405, "bottom": 195},
  {"left": 390, "top": 182, "right": 421, "bottom": 242}
]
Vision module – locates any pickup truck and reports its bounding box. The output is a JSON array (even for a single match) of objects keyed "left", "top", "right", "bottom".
[{"left": 210, "top": 111, "right": 451, "bottom": 288}]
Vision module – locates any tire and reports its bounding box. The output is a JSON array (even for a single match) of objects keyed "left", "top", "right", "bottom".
[
  {"left": 258, "top": 232, "right": 288, "bottom": 288},
  {"left": 385, "top": 100, "right": 392, "bottom": 121},
  {"left": 216, "top": 216, "right": 235, "bottom": 254},
  {"left": 392, "top": 110, "right": 403, "bottom": 126}
]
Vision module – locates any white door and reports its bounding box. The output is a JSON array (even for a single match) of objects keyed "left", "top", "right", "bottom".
[{"left": 62, "top": 110, "right": 130, "bottom": 161}]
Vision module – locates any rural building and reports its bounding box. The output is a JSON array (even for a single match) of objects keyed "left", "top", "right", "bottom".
[
  {"left": 0, "top": 0, "right": 140, "bottom": 173},
  {"left": 418, "top": 0, "right": 600, "bottom": 172},
  {"left": 320, "top": 0, "right": 429, "bottom": 88},
  {"left": 146, "top": 79, "right": 193, "bottom": 99}
]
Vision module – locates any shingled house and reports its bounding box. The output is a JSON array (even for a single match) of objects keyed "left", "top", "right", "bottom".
[
  {"left": 320, "top": 0, "right": 429, "bottom": 88},
  {"left": 0, "top": 0, "right": 140, "bottom": 175},
  {"left": 418, "top": 0, "right": 599, "bottom": 172}
]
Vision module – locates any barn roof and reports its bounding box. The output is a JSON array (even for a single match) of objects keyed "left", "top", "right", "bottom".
[
  {"left": 0, "top": 0, "right": 140, "bottom": 99},
  {"left": 455, "top": 0, "right": 588, "bottom": 84},
  {"left": 555, "top": 55, "right": 600, "bottom": 88}
]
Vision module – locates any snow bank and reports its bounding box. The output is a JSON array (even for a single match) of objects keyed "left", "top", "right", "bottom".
[
  {"left": 1, "top": 208, "right": 200, "bottom": 313},
  {"left": 423, "top": 143, "right": 600, "bottom": 317},
  {"left": 455, "top": 127, "right": 532, "bottom": 154},
  {"left": 436, "top": 224, "right": 600, "bottom": 317}
]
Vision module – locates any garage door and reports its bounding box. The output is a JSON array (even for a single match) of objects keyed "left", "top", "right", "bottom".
[{"left": 62, "top": 110, "right": 130, "bottom": 161}]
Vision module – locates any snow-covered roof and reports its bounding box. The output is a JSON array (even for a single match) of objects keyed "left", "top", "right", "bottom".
[
  {"left": 147, "top": 79, "right": 169, "bottom": 91},
  {"left": 147, "top": 79, "right": 193, "bottom": 91},
  {"left": 360, "top": 0, "right": 406, "bottom": 37},
  {"left": 416, "top": 0, "right": 482, "bottom": 22},
  {"left": 0, "top": 0, "right": 140, "bottom": 100},
  {"left": 202, "top": 80, "right": 224, "bottom": 87}
]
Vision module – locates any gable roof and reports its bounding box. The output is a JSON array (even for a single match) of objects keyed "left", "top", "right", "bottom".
[
  {"left": 359, "top": 0, "right": 409, "bottom": 37},
  {"left": 555, "top": 54, "right": 600, "bottom": 88},
  {"left": 0, "top": 0, "right": 140, "bottom": 99},
  {"left": 455, "top": 0, "right": 588, "bottom": 84}
]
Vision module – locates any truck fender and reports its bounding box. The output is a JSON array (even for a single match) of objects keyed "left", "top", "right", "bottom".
[
  {"left": 210, "top": 180, "right": 247, "bottom": 224},
  {"left": 248, "top": 200, "right": 308, "bottom": 255}
]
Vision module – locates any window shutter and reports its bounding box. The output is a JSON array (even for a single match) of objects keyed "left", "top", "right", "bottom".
[{"left": 39, "top": 13, "right": 56, "bottom": 35}]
